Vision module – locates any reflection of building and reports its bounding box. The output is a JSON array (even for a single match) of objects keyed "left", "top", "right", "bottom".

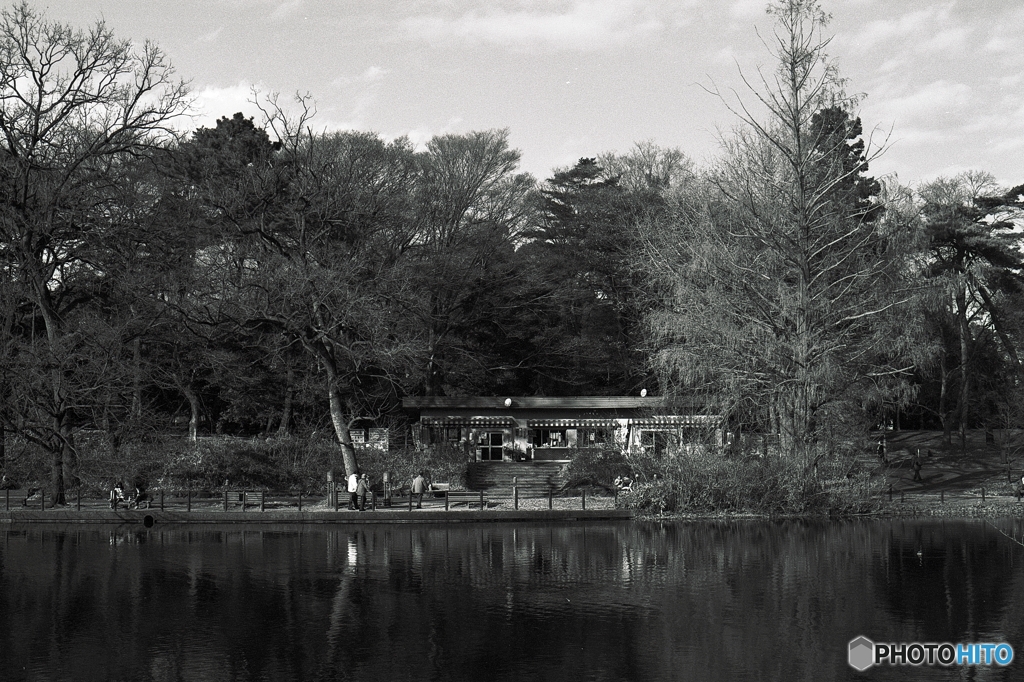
[{"left": 403, "top": 396, "right": 721, "bottom": 461}]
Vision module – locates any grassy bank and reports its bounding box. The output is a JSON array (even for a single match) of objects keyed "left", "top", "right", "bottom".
[
  {"left": 5, "top": 429, "right": 1015, "bottom": 519},
  {"left": 0, "top": 434, "right": 470, "bottom": 497}
]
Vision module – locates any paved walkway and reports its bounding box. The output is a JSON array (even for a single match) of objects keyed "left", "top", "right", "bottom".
[{"left": 0, "top": 491, "right": 630, "bottom": 525}]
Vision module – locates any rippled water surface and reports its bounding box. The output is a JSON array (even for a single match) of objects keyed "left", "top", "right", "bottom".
[{"left": 2, "top": 519, "right": 1024, "bottom": 681}]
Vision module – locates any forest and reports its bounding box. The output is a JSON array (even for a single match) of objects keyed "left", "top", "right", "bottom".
[{"left": 1, "top": 0, "right": 1022, "bottom": 505}]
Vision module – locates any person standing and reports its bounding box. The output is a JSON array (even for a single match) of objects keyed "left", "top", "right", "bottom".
[
  {"left": 411, "top": 472, "right": 428, "bottom": 509},
  {"left": 356, "top": 474, "right": 370, "bottom": 511},
  {"left": 347, "top": 472, "right": 359, "bottom": 510}
]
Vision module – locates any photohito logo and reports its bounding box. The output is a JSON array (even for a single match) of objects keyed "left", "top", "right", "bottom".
[{"left": 848, "top": 636, "right": 1013, "bottom": 670}]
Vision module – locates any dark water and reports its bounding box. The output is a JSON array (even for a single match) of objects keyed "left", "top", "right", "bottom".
[{"left": 1, "top": 519, "right": 1023, "bottom": 681}]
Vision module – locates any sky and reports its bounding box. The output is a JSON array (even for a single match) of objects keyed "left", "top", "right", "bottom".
[{"left": 31, "top": 0, "right": 1024, "bottom": 188}]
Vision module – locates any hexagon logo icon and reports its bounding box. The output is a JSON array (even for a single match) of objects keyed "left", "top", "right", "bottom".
[{"left": 849, "top": 636, "right": 875, "bottom": 671}]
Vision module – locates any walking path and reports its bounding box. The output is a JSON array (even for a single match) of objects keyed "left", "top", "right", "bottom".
[
  {"left": 874, "top": 429, "right": 1024, "bottom": 516},
  {"left": 0, "top": 491, "right": 631, "bottom": 525}
]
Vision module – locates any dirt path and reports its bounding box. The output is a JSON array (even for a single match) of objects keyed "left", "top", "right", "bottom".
[{"left": 869, "top": 429, "right": 1024, "bottom": 515}]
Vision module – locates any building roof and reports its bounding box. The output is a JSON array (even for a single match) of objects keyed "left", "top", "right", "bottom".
[{"left": 403, "top": 396, "right": 668, "bottom": 410}]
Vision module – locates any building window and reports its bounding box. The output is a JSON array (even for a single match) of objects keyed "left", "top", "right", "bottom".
[
  {"left": 477, "top": 431, "right": 504, "bottom": 460},
  {"left": 640, "top": 429, "right": 676, "bottom": 455},
  {"left": 532, "top": 429, "right": 568, "bottom": 448},
  {"left": 429, "top": 427, "right": 462, "bottom": 444},
  {"left": 577, "top": 428, "right": 612, "bottom": 446}
]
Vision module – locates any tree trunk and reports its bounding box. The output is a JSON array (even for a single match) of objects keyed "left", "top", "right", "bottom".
[
  {"left": 61, "top": 428, "right": 77, "bottom": 496},
  {"left": 328, "top": 385, "right": 359, "bottom": 477},
  {"left": 939, "top": 352, "right": 951, "bottom": 445},
  {"left": 33, "top": 274, "right": 73, "bottom": 505},
  {"left": 277, "top": 366, "right": 294, "bottom": 436},
  {"left": 131, "top": 336, "right": 143, "bottom": 419},
  {"left": 178, "top": 378, "right": 199, "bottom": 444},
  {"left": 48, "top": 413, "right": 70, "bottom": 506},
  {"left": 957, "top": 285, "right": 969, "bottom": 454}
]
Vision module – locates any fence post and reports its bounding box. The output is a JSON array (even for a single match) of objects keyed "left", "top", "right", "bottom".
[
  {"left": 187, "top": 490, "right": 191, "bottom": 512},
  {"left": 371, "top": 491, "right": 376, "bottom": 512},
  {"left": 160, "top": 490, "right": 165, "bottom": 511},
  {"left": 941, "top": 490, "right": 944, "bottom": 504},
  {"left": 5, "top": 488, "right": 8, "bottom": 511},
  {"left": 242, "top": 491, "right": 247, "bottom": 512},
  {"left": 260, "top": 492, "right": 265, "bottom": 512},
  {"left": 298, "top": 492, "right": 302, "bottom": 512},
  {"left": 77, "top": 487, "right": 81, "bottom": 512},
  {"left": 982, "top": 487, "right": 986, "bottom": 503},
  {"left": 582, "top": 488, "right": 586, "bottom": 511},
  {"left": 409, "top": 493, "right": 413, "bottom": 511},
  {"left": 445, "top": 492, "right": 450, "bottom": 511},
  {"left": 41, "top": 490, "right": 44, "bottom": 511},
  {"left": 479, "top": 491, "right": 483, "bottom": 510},
  {"left": 334, "top": 487, "right": 339, "bottom": 512},
  {"left": 513, "top": 476, "right": 518, "bottom": 511},
  {"left": 224, "top": 490, "right": 228, "bottom": 512},
  {"left": 548, "top": 489, "right": 553, "bottom": 510}
]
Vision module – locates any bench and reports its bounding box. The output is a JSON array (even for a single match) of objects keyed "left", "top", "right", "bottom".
[
  {"left": 131, "top": 492, "right": 153, "bottom": 510},
  {"left": 241, "top": 491, "right": 265, "bottom": 511},
  {"left": 444, "top": 490, "right": 486, "bottom": 510},
  {"left": 222, "top": 490, "right": 266, "bottom": 511},
  {"left": 109, "top": 487, "right": 158, "bottom": 510}
]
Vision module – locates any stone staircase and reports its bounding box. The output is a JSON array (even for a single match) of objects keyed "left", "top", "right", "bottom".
[{"left": 466, "top": 461, "right": 568, "bottom": 496}]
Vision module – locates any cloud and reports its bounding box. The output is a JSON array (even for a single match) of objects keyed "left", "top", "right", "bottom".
[
  {"left": 403, "top": 0, "right": 663, "bottom": 50},
  {"left": 388, "top": 118, "right": 466, "bottom": 151},
  {"left": 729, "top": 0, "right": 764, "bottom": 19},
  {"left": 326, "top": 66, "right": 392, "bottom": 127},
  {"left": 269, "top": 0, "right": 304, "bottom": 20},
  {"left": 196, "top": 27, "right": 223, "bottom": 44},
  {"left": 214, "top": 0, "right": 304, "bottom": 20},
  {"left": 845, "top": 5, "right": 954, "bottom": 51},
  {"left": 984, "top": 36, "right": 1014, "bottom": 53},
  {"left": 869, "top": 80, "right": 971, "bottom": 122},
  {"left": 191, "top": 81, "right": 265, "bottom": 130},
  {"left": 332, "top": 66, "right": 390, "bottom": 88}
]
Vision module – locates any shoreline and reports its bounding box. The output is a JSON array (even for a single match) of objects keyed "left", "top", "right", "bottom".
[
  {"left": 4, "top": 498, "right": 1023, "bottom": 524},
  {"left": 0, "top": 507, "right": 633, "bottom": 525}
]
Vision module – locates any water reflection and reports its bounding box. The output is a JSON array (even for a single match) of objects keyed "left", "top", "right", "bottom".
[{"left": 1, "top": 520, "right": 1022, "bottom": 681}]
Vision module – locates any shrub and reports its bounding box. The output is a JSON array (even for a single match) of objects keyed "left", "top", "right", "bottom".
[
  {"left": 562, "top": 447, "right": 631, "bottom": 490},
  {"left": 618, "top": 444, "right": 882, "bottom": 516}
]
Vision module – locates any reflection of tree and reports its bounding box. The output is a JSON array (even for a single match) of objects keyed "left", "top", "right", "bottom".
[
  {"left": 873, "top": 521, "right": 1018, "bottom": 643},
  {"left": 0, "top": 522, "right": 1022, "bottom": 680}
]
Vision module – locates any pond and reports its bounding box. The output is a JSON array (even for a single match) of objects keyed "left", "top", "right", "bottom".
[{"left": 1, "top": 519, "right": 1022, "bottom": 681}]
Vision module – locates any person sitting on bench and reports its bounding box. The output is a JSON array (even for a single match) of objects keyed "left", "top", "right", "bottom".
[
  {"left": 110, "top": 482, "right": 127, "bottom": 510},
  {"left": 22, "top": 487, "right": 41, "bottom": 506},
  {"left": 129, "top": 485, "right": 151, "bottom": 509}
]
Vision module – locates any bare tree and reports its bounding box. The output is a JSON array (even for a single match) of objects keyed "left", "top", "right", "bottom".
[
  {"left": 0, "top": 2, "right": 189, "bottom": 503},
  {"left": 403, "top": 129, "right": 534, "bottom": 396},
  {"left": 645, "top": 0, "right": 912, "bottom": 458},
  {"left": 181, "top": 95, "right": 421, "bottom": 478}
]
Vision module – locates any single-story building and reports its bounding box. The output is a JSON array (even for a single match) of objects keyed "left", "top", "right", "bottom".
[{"left": 402, "top": 396, "right": 721, "bottom": 462}]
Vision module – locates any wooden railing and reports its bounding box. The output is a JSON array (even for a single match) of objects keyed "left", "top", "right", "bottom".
[{"left": 1, "top": 485, "right": 621, "bottom": 512}]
